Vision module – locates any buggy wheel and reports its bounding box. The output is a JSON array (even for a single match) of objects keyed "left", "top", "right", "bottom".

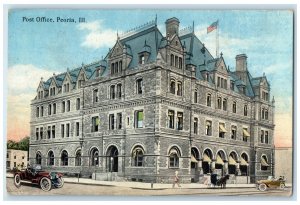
[
  {"left": 280, "top": 183, "right": 285, "bottom": 190},
  {"left": 258, "top": 183, "right": 267, "bottom": 191},
  {"left": 40, "top": 177, "right": 51, "bottom": 191},
  {"left": 14, "top": 174, "right": 21, "bottom": 188}
]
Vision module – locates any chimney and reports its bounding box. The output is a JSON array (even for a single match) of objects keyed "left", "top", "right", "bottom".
[
  {"left": 165, "top": 17, "right": 180, "bottom": 37},
  {"left": 235, "top": 54, "right": 247, "bottom": 72}
]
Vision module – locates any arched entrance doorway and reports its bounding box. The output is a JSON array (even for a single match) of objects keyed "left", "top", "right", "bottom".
[
  {"left": 106, "top": 146, "right": 118, "bottom": 172},
  {"left": 202, "top": 149, "right": 213, "bottom": 174},
  {"left": 240, "top": 153, "right": 249, "bottom": 176},
  {"left": 228, "top": 152, "right": 238, "bottom": 175},
  {"left": 191, "top": 147, "right": 200, "bottom": 182},
  {"left": 215, "top": 150, "right": 226, "bottom": 176}
]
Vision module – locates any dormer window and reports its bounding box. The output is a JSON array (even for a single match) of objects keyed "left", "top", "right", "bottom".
[{"left": 139, "top": 55, "right": 145, "bottom": 64}]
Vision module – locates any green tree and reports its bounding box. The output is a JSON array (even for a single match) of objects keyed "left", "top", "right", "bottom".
[{"left": 7, "top": 136, "right": 29, "bottom": 151}]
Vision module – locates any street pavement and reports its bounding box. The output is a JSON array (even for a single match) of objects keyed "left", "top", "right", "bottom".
[{"left": 5, "top": 174, "right": 293, "bottom": 197}]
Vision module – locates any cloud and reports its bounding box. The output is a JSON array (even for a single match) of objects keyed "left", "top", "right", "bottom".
[
  {"left": 7, "top": 64, "right": 58, "bottom": 141},
  {"left": 8, "top": 64, "right": 56, "bottom": 95},
  {"left": 77, "top": 20, "right": 118, "bottom": 49}
]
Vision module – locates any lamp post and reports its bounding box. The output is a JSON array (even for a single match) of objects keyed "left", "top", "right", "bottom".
[{"left": 78, "top": 137, "right": 84, "bottom": 182}]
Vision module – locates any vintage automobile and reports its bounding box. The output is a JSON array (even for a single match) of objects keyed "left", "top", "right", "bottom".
[
  {"left": 14, "top": 165, "right": 64, "bottom": 191},
  {"left": 256, "top": 176, "right": 285, "bottom": 191}
]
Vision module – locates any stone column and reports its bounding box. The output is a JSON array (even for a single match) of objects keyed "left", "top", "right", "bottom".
[
  {"left": 211, "top": 160, "right": 215, "bottom": 173},
  {"left": 224, "top": 161, "right": 229, "bottom": 175},
  {"left": 198, "top": 160, "right": 203, "bottom": 175},
  {"left": 236, "top": 161, "right": 241, "bottom": 175}
]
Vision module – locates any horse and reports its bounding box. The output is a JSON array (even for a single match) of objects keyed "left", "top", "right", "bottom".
[{"left": 216, "top": 174, "right": 230, "bottom": 189}]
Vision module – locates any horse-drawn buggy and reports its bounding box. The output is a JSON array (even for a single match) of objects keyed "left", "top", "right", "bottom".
[{"left": 206, "top": 174, "right": 230, "bottom": 188}]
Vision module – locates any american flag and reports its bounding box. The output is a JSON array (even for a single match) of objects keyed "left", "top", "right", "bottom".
[{"left": 207, "top": 20, "right": 218, "bottom": 33}]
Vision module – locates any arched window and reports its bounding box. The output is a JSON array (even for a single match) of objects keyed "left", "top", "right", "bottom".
[
  {"left": 132, "top": 146, "right": 144, "bottom": 167},
  {"left": 223, "top": 98, "right": 227, "bottom": 111},
  {"left": 170, "top": 80, "right": 176, "bottom": 94},
  {"left": 194, "top": 90, "right": 198, "bottom": 103},
  {"left": 110, "top": 85, "right": 115, "bottom": 99},
  {"left": 261, "top": 108, "right": 265, "bottom": 119},
  {"left": 206, "top": 120, "right": 212, "bottom": 136},
  {"left": 240, "top": 153, "right": 249, "bottom": 176},
  {"left": 75, "top": 150, "right": 81, "bottom": 166},
  {"left": 169, "top": 147, "right": 180, "bottom": 168},
  {"left": 261, "top": 155, "right": 269, "bottom": 171},
  {"left": 265, "top": 109, "right": 269, "bottom": 120},
  {"left": 90, "top": 148, "right": 99, "bottom": 166},
  {"left": 48, "top": 151, "right": 54, "bottom": 166},
  {"left": 232, "top": 101, "right": 236, "bottom": 113},
  {"left": 206, "top": 93, "right": 211, "bottom": 107},
  {"left": 117, "top": 84, "right": 122, "bottom": 98},
  {"left": 217, "top": 97, "right": 222, "bottom": 109},
  {"left": 136, "top": 78, "right": 143, "bottom": 94},
  {"left": 177, "top": 81, "right": 182, "bottom": 96},
  {"left": 36, "top": 152, "right": 42, "bottom": 165},
  {"left": 61, "top": 150, "right": 68, "bottom": 166},
  {"left": 175, "top": 56, "right": 178, "bottom": 67},
  {"left": 179, "top": 57, "right": 183, "bottom": 69}
]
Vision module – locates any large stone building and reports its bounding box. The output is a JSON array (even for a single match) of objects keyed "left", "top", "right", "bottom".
[{"left": 29, "top": 17, "right": 275, "bottom": 183}]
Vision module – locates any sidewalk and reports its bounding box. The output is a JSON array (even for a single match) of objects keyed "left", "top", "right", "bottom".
[{"left": 7, "top": 173, "right": 274, "bottom": 190}]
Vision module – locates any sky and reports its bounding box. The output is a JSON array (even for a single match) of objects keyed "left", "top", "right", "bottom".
[{"left": 6, "top": 9, "right": 293, "bottom": 147}]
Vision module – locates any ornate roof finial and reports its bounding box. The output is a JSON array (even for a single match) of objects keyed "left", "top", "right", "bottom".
[
  {"left": 220, "top": 52, "right": 223, "bottom": 57},
  {"left": 144, "top": 39, "right": 147, "bottom": 46},
  {"left": 263, "top": 72, "right": 265, "bottom": 76},
  {"left": 117, "top": 30, "right": 120, "bottom": 40},
  {"left": 192, "top": 21, "right": 195, "bottom": 34},
  {"left": 53, "top": 73, "right": 56, "bottom": 76},
  {"left": 82, "top": 62, "right": 84, "bottom": 67},
  {"left": 155, "top": 14, "right": 157, "bottom": 26},
  {"left": 272, "top": 96, "right": 275, "bottom": 104},
  {"left": 41, "top": 77, "right": 43, "bottom": 81}
]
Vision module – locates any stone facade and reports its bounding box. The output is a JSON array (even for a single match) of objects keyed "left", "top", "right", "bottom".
[{"left": 29, "top": 17, "right": 275, "bottom": 183}]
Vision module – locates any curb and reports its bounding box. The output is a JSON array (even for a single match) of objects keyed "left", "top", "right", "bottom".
[{"left": 64, "top": 181, "right": 116, "bottom": 187}]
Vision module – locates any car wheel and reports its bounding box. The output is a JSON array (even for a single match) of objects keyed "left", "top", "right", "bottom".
[
  {"left": 14, "top": 174, "right": 21, "bottom": 188},
  {"left": 40, "top": 177, "right": 52, "bottom": 191},
  {"left": 258, "top": 183, "right": 267, "bottom": 191},
  {"left": 55, "top": 177, "right": 64, "bottom": 188},
  {"left": 280, "top": 183, "right": 285, "bottom": 190}
]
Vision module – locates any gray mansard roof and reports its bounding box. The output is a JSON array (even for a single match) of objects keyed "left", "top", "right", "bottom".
[{"left": 39, "top": 18, "right": 268, "bottom": 99}]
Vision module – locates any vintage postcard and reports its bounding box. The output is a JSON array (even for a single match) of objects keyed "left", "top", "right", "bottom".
[{"left": 5, "top": 8, "right": 293, "bottom": 199}]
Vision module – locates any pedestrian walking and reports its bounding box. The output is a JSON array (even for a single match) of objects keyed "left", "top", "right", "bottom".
[{"left": 172, "top": 171, "right": 181, "bottom": 188}]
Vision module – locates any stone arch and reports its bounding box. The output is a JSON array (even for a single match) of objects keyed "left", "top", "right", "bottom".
[
  {"left": 167, "top": 144, "right": 182, "bottom": 156},
  {"left": 106, "top": 145, "right": 119, "bottom": 172},
  {"left": 202, "top": 148, "right": 213, "bottom": 174},
  {"left": 47, "top": 149, "right": 55, "bottom": 166}
]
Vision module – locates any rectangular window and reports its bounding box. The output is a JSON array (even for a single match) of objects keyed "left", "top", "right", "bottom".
[
  {"left": 244, "top": 105, "right": 248, "bottom": 116},
  {"left": 61, "top": 124, "right": 65, "bottom": 138},
  {"left": 136, "top": 110, "right": 144, "bottom": 128},
  {"left": 110, "top": 85, "right": 115, "bottom": 99},
  {"left": 117, "top": 113, "right": 122, "bottom": 129},
  {"left": 41, "top": 106, "right": 44, "bottom": 117},
  {"left": 232, "top": 102, "right": 236, "bottom": 113},
  {"left": 48, "top": 104, "right": 51, "bottom": 115},
  {"left": 243, "top": 128, "right": 249, "bottom": 142},
  {"left": 36, "top": 107, "right": 39, "bottom": 117},
  {"left": 223, "top": 99, "right": 227, "bottom": 111},
  {"left": 92, "top": 116, "right": 99, "bottom": 132},
  {"left": 231, "top": 126, "right": 237, "bottom": 140},
  {"left": 177, "top": 112, "right": 183, "bottom": 130},
  {"left": 53, "top": 103, "right": 56, "bottom": 114},
  {"left": 93, "top": 89, "right": 99, "bottom": 103},
  {"left": 179, "top": 57, "right": 183, "bottom": 69},
  {"left": 76, "top": 98, "right": 80, "bottom": 110},
  {"left": 139, "top": 55, "right": 145, "bottom": 64},
  {"left": 217, "top": 77, "right": 220, "bottom": 87},
  {"left": 137, "top": 79, "right": 143, "bottom": 94},
  {"left": 265, "top": 131, "right": 269, "bottom": 144},
  {"left": 168, "top": 110, "right": 175, "bottom": 129},
  {"left": 194, "top": 91, "right": 198, "bottom": 103},
  {"left": 109, "top": 114, "right": 115, "bottom": 130},
  {"left": 67, "top": 100, "right": 70, "bottom": 112},
  {"left": 66, "top": 123, "right": 70, "bottom": 137},
  {"left": 261, "top": 130, "right": 264, "bottom": 143},
  {"left": 219, "top": 123, "right": 225, "bottom": 138},
  {"left": 62, "top": 101, "right": 65, "bottom": 113},
  {"left": 52, "top": 125, "right": 55, "bottom": 138},
  {"left": 76, "top": 122, "right": 80, "bottom": 136},
  {"left": 36, "top": 128, "right": 39, "bottom": 140},
  {"left": 117, "top": 84, "right": 122, "bottom": 98},
  {"left": 217, "top": 97, "right": 222, "bottom": 109},
  {"left": 47, "top": 126, "right": 51, "bottom": 139},
  {"left": 40, "top": 127, "right": 43, "bottom": 139},
  {"left": 206, "top": 121, "right": 212, "bottom": 136},
  {"left": 193, "top": 118, "right": 198, "bottom": 134}
]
